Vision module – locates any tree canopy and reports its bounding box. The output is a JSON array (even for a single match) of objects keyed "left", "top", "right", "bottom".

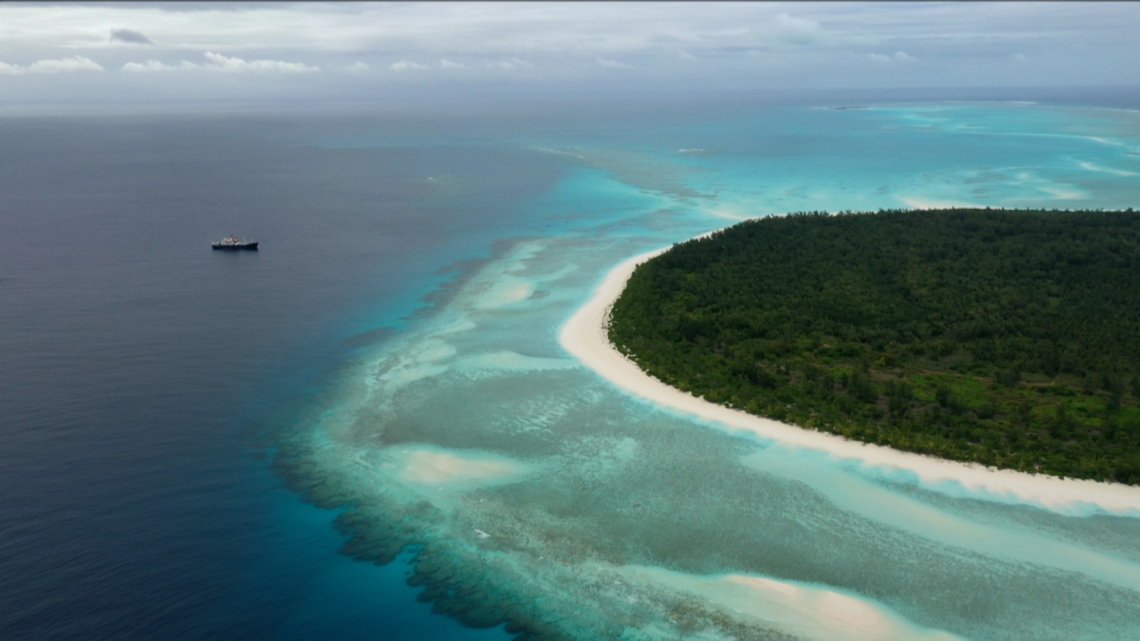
[{"left": 608, "top": 208, "right": 1140, "bottom": 483}]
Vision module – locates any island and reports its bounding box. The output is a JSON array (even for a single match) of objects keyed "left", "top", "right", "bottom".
[{"left": 605, "top": 208, "right": 1140, "bottom": 484}]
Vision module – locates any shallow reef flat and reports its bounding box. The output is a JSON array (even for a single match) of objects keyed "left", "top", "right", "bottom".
[{"left": 275, "top": 233, "right": 1140, "bottom": 640}]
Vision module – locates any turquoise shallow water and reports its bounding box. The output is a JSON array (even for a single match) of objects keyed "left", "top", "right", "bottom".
[{"left": 274, "top": 103, "right": 1140, "bottom": 640}]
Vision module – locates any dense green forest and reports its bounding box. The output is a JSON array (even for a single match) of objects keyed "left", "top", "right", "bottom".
[{"left": 608, "top": 209, "right": 1140, "bottom": 484}]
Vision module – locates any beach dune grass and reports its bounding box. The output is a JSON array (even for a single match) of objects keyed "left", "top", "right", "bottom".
[{"left": 607, "top": 209, "right": 1140, "bottom": 484}]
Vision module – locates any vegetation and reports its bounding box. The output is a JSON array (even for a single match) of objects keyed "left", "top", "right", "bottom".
[{"left": 608, "top": 208, "right": 1140, "bottom": 484}]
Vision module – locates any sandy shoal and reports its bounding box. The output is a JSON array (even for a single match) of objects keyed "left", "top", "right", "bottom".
[
  {"left": 559, "top": 247, "right": 1140, "bottom": 515},
  {"left": 613, "top": 565, "right": 962, "bottom": 641}
]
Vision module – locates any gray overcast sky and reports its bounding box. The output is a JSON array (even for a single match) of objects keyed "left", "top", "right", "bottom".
[{"left": 1, "top": 2, "right": 1137, "bottom": 106}]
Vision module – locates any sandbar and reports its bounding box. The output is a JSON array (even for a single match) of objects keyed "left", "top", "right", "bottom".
[{"left": 613, "top": 564, "right": 961, "bottom": 641}]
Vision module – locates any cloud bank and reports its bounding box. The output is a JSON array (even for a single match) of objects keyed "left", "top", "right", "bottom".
[
  {"left": 866, "top": 51, "right": 916, "bottom": 64},
  {"left": 0, "top": 56, "right": 105, "bottom": 75},
  {"left": 202, "top": 52, "right": 319, "bottom": 74},
  {"left": 120, "top": 52, "right": 319, "bottom": 74},
  {"left": 0, "top": 2, "right": 1136, "bottom": 105},
  {"left": 391, "top": 59, "right": 429, "bottom": 72}
]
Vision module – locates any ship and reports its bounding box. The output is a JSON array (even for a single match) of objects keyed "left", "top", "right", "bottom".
[{"left": 211, "top": 235, "right": 259, "bottom": 251}]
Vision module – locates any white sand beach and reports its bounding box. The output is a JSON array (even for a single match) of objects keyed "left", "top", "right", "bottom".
[{"left": 560, "top": 246, "right": 1140, "bottom": 515}]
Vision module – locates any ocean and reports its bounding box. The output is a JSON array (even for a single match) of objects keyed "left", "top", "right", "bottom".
[{"left": 2, "top": 95, "right": 1139, "bottom": 639}]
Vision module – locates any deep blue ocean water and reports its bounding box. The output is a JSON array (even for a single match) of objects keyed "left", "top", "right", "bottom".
[
  {"left": 0, "top": 114, "right": 543, "bottom": 639},
  {"left": 3, "top": 95, "right": 1140, "bottom": 640}
]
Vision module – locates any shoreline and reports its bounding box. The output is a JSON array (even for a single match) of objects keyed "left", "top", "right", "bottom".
[{"left": 559, "top": 245, "right": 1140, "bottom": 516}]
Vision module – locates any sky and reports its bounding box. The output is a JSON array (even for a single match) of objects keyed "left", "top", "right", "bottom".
[{"left": 1, "top": 2, "right": 1137, "bottom": 109}]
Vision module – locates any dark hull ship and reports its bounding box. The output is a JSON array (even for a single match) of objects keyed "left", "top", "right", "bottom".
[{"left": 212, "top": 235, "right": 258, "bottom": 250}]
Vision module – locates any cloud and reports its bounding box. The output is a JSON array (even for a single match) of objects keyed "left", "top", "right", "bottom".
[
  {"left": 391, "top": 59, "right": 430, "bottom": 71},
  {"left": 496, "top": 57, "right": 534, "bottom": 70},
  {"left": 772, "top": 13, "right": 827, "bottom": 46},
  {"left": 202, "top": 51, "right": 318, "bottom": 73},
  {"left": 1012, "top": 53, "right": 1029, "bottom": 61},
  {"left": 596, "top": 57, "right": 633, "bottom": 69},
  {"left": 747, "top": 50, "right": 779, "bottom": 63},
  {"left": 439, "top": 58, "right": 464, "bottom": 69},
  {"left": 344, "top": 61, "right": 370, "bottom": 72},
  {"left": 121, "top": 52, "right": 319, "bottom": 74},
  {"left": 0, "top": 62, "right": 27, "bottom": 76},
  {"left": 122, "top": 60, "right": 207, "bottom": 73},
  {"left": 109, "top": 28, "right": 152, "bottom": 45},
  {"left": 122, "top": 59, "right": 179, "bottom": 72},
  {"left": 866, "top": 51, "right": 916, "bottom": 64},
  {"left": 0, "top": 3, "right": 1137, "bottom": 101},
  {"left": 28, "top": 57, "right": 104, "bottom": 74}
]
